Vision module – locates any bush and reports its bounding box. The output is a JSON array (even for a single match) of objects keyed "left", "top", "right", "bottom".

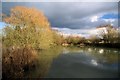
[
  {"left": 52, "top": 31, "right": 64, "bottom": 45},
  {"left": 2, "top": 45, "right": 38, "bottom": 78}
]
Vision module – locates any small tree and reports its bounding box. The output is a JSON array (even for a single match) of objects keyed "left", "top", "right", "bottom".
[
  {"left": 89, "top": 35, "right": 100, "bottom": 43},
  {"left": 97, "top": 24, "right": 120, "bottom": 43}
]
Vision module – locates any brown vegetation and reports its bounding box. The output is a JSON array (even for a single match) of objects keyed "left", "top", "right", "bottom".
[
  {"left": 2, "top": 6, "right": 64, "bottom": 78},
  {"left": 2, "top": 45, "right": 38, "bottom": 78}
]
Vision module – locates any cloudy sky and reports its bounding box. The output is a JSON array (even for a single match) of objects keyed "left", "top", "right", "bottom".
[{"left": 1, "top": 2, "right": 119, "bottom": 36}]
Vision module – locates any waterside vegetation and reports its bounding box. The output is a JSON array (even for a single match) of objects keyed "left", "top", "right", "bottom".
[{"left": 1, "top": 6, "right": 120, "bottom": 78}]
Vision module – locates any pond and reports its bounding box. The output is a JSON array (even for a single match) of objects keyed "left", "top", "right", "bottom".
[{"left": 26, "top": 46, "right": 120, "bottom": 78}]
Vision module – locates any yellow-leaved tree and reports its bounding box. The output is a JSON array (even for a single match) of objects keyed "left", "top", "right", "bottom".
[{"left": 3, "top": 6, "right": 54, "bottom": 49}]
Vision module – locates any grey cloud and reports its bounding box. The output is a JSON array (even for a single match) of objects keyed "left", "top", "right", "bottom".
[
  {"left": 2, "top": 2, "right": 118, "bottom": 29},
  {"left": 2, "top": 0, "right": 119, "bottom": 2}
]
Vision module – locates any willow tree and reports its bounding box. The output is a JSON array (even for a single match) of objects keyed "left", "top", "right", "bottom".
[{"left": 3, "top": 6, "right": 54, "bottom": 49}]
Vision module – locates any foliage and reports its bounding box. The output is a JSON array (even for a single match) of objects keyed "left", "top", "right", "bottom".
[
  {"left": 88, "top": 35, "right": 101, "bottom": 43},
  {"left": 63, "top": 36, "right": 85, "bottom": 45},
  {"left": 52, "top": 31, "right": 64, "bottom": 45},
  {"left": 98, "top": 24, "right": 119, "bottom": 43},
  {"left": 2, "top": 45, "right": 38, "bottom": 78},
  {"left": 59, "top": 24, "right": 120, "bottom": 47},
  {"left": 3, "top": 6, "right": 54, "bottom": 49}
]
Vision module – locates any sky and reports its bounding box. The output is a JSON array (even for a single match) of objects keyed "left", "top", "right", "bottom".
[
  {"left": 0, "top": 1, "right": 119, "bottom": 36},
  {"left": 0, "top": 22, "right": 5, "bottom": 29},
  {"left": 2, "top": 0, "right": 120, "bottom": 2}
]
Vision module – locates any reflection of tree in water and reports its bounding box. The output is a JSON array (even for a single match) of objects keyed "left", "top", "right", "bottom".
[
  {"left": 25, "top": 46, "right": 119, "bottom": 78},
  {"left": 84, "top": 47, "right": 119, "bottom": 64},
  {"left": 64, "top": 46, "right": 119, "bottom": 64},
  {"left": 25, "top": 46, "right": 63, "bottom": 78}
]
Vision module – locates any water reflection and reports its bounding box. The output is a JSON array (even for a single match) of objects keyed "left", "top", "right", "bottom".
[
  {"left": 63, "top": 46, "right": 119, "bottom": 70},
  {"left": 99, "top": 49, "right": 104, "bottom": 54},
  {"left": 91, "top": 59, "right": 98, "bottom": 66},
  {"left": 25, "top": 46, "right": 63, "bottom": 78},
  {"left": 88, "top": 48, "right": 92, "bottom": 52},
  {"left": 25, "top": 46, "right": 119, "bottom": 78},
  {"left": 62, "top": 48, "right": 69, "bottom": 54}
]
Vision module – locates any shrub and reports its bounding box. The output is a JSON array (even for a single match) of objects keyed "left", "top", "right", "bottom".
[{"left": 2, "top": 45, "right": 38, "bottom": 78}]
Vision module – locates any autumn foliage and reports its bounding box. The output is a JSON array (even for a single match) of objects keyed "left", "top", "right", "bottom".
[
  {"left": 3, "top": 6, "right": 54, "bottom": 49},
  {"left": 4, "top": 6, "right": 50, "bottom": 29},
  {"left": 2, "top": 6, "right": 56, "bottom": 78}
]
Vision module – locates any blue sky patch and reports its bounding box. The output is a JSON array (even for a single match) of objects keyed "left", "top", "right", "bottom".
[
  {"left": 0, "top": 22, "right": 6, "bottom": 29},
  {"left": 101, "top": 13, "right": 118, "bottom": 19}
]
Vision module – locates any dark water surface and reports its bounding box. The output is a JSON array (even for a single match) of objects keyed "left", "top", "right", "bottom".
[{"left": 27, "top": 46, "right": 120, "bottom": 78}]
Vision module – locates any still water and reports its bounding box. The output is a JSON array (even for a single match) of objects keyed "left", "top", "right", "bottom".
[{"left": 26, "top": 46, "right": 119, "bottom": 78}]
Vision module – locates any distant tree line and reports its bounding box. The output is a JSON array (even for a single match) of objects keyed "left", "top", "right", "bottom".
[{"left": 55, "top": 24, "right": 120, "bottom": 48}]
